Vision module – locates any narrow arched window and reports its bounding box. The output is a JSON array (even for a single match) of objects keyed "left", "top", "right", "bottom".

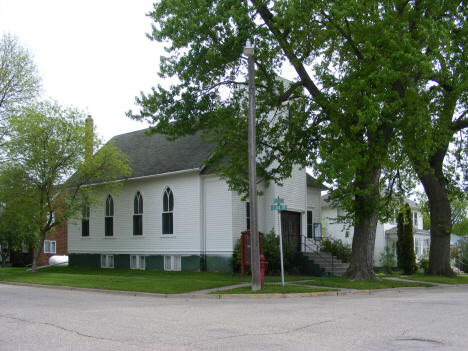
[
  {"left": 162, "top": 187, "right": 173, "bottom": 234},
  {"left": 133, "top": 191, "right": 143, "bottom": 235},
  {"left": 82, "top": 205, "right": 90, "bottom": 237},
  {"left": 105, "top": 195, "right": 114, "bottom": 236}
]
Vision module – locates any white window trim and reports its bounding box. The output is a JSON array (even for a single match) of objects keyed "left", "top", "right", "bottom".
[
  {"left": 164, "top": 255, "right": 181, "bottom": 271},
  {"left": 101, "top": 254, "right": 114, "bottom": 268},
  {"left": 130, "top": 255, "right": 145, "bottom": 270},
  {"left": 44, "top": 240, "right": 56, "bottom": 254}
]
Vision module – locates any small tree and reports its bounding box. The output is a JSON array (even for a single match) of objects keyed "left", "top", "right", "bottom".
[
  {"left": 0, "top": 196, "right": 37, "bottom": 267},
  {"left": 1, "top": 101, "right": 131, "bottom": 272},
  {"left": 380, "top": 244, "right": 397, "bottom": 274},
  {"left": 453, "top": 238, "right": 468, "bottom": 273},
  {"left": 0, "top": 33, "right": 42, "bottom": 136},
  {"left": 397, "top": 204, "right": 418, "bottom": 275}
]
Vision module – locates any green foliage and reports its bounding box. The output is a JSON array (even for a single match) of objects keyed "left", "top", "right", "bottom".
[
  {"left": 1, "top": 101, "right": 132, "bottom": 272},
  {"left": 0, "top": 33, "right": 42, "bottom": 122},
  {"left": 452, "top": 238, "right": 468, "bottom": 273},
  {"left": 128, "top": 0, "right": 468, "bottom": 278},
  {"left": 451, "top": 199, "right": 468, "bottom": 237},
  {"left": 417, "top": 255, "right": 429, "bottom": 274},
  {"left": 380, "top": 245, "right": 397, "bottom": 274},
  {"left": 397, "top": 204, "right": 418, "bottom": 275},
  {"left": 320, "top": 238, "right": 352, "bottom": 263},
  {"left": 230, "top": 230, "right": 296, "bottom": 275}
]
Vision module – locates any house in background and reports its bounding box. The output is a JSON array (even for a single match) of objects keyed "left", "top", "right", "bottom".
[
  {"left": 321, "top": 195, "right": 430, "bottom": 267},
  {"left": 3, "top": 220, "right": 68, "bottom": 267},
  {"left": 68, "top": 129, "right": 327, "bottom": 272}
]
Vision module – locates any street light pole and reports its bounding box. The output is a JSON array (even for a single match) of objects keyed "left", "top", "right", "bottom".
[{"left": 244, "top": 39, "right": 260, "bottom": 291}]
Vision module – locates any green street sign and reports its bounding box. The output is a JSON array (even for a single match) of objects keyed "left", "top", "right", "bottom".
[
  {"left": 273, "top": 196, "right": 284, "bottom": 204},
  {"left": 271, "top": 204, "right": 287, "bottom": 211}
]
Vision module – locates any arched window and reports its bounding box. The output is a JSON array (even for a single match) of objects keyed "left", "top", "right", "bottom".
[
  {"left": 105, "top": 195, "right": 114, "bottom": 236},
  {"left": 162, "top": 187, "right": 173, "bottom": 234},
  {"left": 82, "top": 205, "right": 90, "bottom": 237},
  {"left": 133, "top": 191, "right": 143, "bottom": 235}
]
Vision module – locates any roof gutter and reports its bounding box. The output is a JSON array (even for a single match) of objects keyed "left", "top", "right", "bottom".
[{"left": 125, "top": 167, "right": 201, "bottom": 182}]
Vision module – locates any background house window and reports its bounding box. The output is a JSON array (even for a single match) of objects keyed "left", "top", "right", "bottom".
[
  {"left": 101, "top": 254, "right": 114, "bottom": 268},
  {"left": 133, "top": 191, "right": 143, "bottom": 235},
  {"left": 44, "top": 240, "right": 56, "bottom": 254},
  {"left": 82, "top": 205, "right": 90, "bottom": 237},
  {"left": 246, "top": 202, "right": 251, "bottom": 230},
  {"left": 413, "top": 212, "right": 418, "bottom": 227},
  {"left": 22, "top": 241, "right": 29, "bottom": 253},
  {"left": 307, "top": 210, "right": 313, "bottom": 238},
  {"left": 105, "top": 195, "right": 114, "bottom": 236},
  {"left": 162, "top": 187, "right": 173, "bottom": 234}
]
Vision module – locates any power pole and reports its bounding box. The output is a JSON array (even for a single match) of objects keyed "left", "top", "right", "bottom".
[{"left": 244, "top": 39, "right": 260, "bottom": 291}]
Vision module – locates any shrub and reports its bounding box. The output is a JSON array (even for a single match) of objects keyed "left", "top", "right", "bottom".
[
  {"left": 229, "top": 230, "right": 296, "bottom": 275},
  {"left": 397, "top": 204, "right": 418, "bottom": 275},
  {"left": 320, "top": 238, "right": 352, "bottom": 263},
  {"left": 453, "top": 237, "right": 468, "bottom": 273},
  {"left": 417, "top": 254, "right": 429, "bottom": 274},
  {"left": 380, "top": 245, "right": 396, "bottom": 274}
]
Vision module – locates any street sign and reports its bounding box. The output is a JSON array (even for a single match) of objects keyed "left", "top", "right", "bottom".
[
  {"left": 271, "top": 204, "right": 287, "bottom": 211},
  {"left": 273, "top": 196, "right": 284, "bottom": 204}
]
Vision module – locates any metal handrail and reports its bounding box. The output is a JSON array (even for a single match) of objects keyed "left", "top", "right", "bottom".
[
  {"left": 301, "top": 235, "right": 337, "bottom": 276},
  {"left": 320, "top": 236, "right": 350, "bottom": 263},
  {"left": 456, "top": 259, "right": 467, "bottom": 273}
]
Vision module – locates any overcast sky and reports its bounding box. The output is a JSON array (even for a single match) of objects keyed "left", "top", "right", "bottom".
[{"left": 0, "top": 0, "right": 166, "bottom": 142}]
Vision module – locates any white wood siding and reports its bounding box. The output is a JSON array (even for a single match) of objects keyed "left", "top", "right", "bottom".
[
  {"left": 307, "top": 187, "right": 322, "bottom": 226},
  {"left": 68, "top": 171, "right": 202, "bottom": 255},
  {"left": 204, "top": 177, "right": 233, "bottom": 253}
]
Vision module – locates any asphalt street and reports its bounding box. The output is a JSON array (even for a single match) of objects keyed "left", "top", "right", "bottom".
[{"left": 0, "top": 283, "right": 467, "bottom": 350}]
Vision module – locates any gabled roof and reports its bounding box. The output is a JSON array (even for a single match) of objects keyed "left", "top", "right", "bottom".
[
  {"left": 108, "top": 129, "right": 216, "bottom": 180},
  {"left": 306, "top": 174, "right": 328, "bottom": 190},
  {"left": 385, "top": 226, "right": 430, "bottom": 236}
]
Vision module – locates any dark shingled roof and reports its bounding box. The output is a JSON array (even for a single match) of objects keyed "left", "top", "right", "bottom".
[
  {"left": 307, "top": 174, "right": 328, "bottom": 190},
  {"left": 109, "top": 129, "right": 216, "bottom": 180}
]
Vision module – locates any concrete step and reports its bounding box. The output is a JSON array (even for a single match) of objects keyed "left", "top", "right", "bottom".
[{"left": 301, "top": 251, "right": 349, "bottom": 277}]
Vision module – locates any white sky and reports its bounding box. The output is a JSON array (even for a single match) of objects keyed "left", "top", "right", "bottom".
[{"left": 0, "top": 0, "right": 165, "bottom": 143}]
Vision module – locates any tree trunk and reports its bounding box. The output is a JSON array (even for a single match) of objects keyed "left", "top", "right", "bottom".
[
  {"left": 31, "top": 233, "right": 46, "bottom": 273},
  {"left": 1, "top": 253, "right": 6, "bottom": 267},
  {"left": 345, "top": 166, "right": 381, "bottom": 280},
  {"left": 418, "top": 170, "right": 455, "bottom": 277}
]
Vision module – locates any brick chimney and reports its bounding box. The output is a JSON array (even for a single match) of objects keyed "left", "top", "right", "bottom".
[{"left": 85, "top": 115, "right": 94, "bottom": 159}]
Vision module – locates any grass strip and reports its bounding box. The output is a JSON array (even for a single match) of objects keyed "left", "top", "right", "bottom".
[
  {"left": 292, "top": 277, "right": 432, "bottom": 290},
  {"left": 392, "top": 274, "right": 468, "bottom": 285},
  {"left": 0, "top": 267, "right": 310, "bottom": 294},
  {"left": 212, "top": 284, "right": 337, "bottom": 295}
]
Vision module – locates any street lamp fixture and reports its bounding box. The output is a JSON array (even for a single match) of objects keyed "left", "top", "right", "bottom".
[{"left": 243, "top": 39, "right": 254, "bottom": 57}]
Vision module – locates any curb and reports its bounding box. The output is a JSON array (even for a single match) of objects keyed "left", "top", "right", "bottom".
[
  {"left": 1, "top": 280, "right": 465, "bottom": 299},
  {"left": 0, "top": 281, "right": 370, "bottom": 299}
]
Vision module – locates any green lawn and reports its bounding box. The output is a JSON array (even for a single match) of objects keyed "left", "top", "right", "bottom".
[
  {"left": 291, "top": 277, "right": 432, "bottom": 290},
  {"left": 0, "top": 267, "right": 442, "bottom": 294},
  {"left": 214, "top": 284, "right": 337, "bottom": 294},
  {"left": 393, "top": 273, "right": 468, "bottom": 285},
  {"left": 0, "top": 267, "right": 309, "bottom": 294}
]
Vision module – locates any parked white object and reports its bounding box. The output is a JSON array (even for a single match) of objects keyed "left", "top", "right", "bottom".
[{"left": 49, "top": 255, "right": 68, "bottom": 266}]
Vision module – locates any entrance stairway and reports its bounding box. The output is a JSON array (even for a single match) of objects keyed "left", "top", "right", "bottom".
[{"left": 301, "top": 252, "right": 349, "bottom": 277}]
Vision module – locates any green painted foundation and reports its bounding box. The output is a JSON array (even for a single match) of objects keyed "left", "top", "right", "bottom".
[
  {"left": 145, "top": 255, "right": 164, "bottom": 270},
  {"left": 69, "top": 253, "right": 231, "bottom": 272},
  {"left": 69, "top": 253, "right": 101, "bottom": 268}
]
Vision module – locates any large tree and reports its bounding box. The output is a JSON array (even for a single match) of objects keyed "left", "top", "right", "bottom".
[
  {"left": 0, "top": 33, "right": 42, "bottom": 138},
  {"left": 397, "top": 1, "right": 468, "bottom": 276},
  {"left": 128, "top": 0, "right": 466, "bottom": 279},
  {"left": 1, "top": 101, "right": 131, "bottom": 272}
]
